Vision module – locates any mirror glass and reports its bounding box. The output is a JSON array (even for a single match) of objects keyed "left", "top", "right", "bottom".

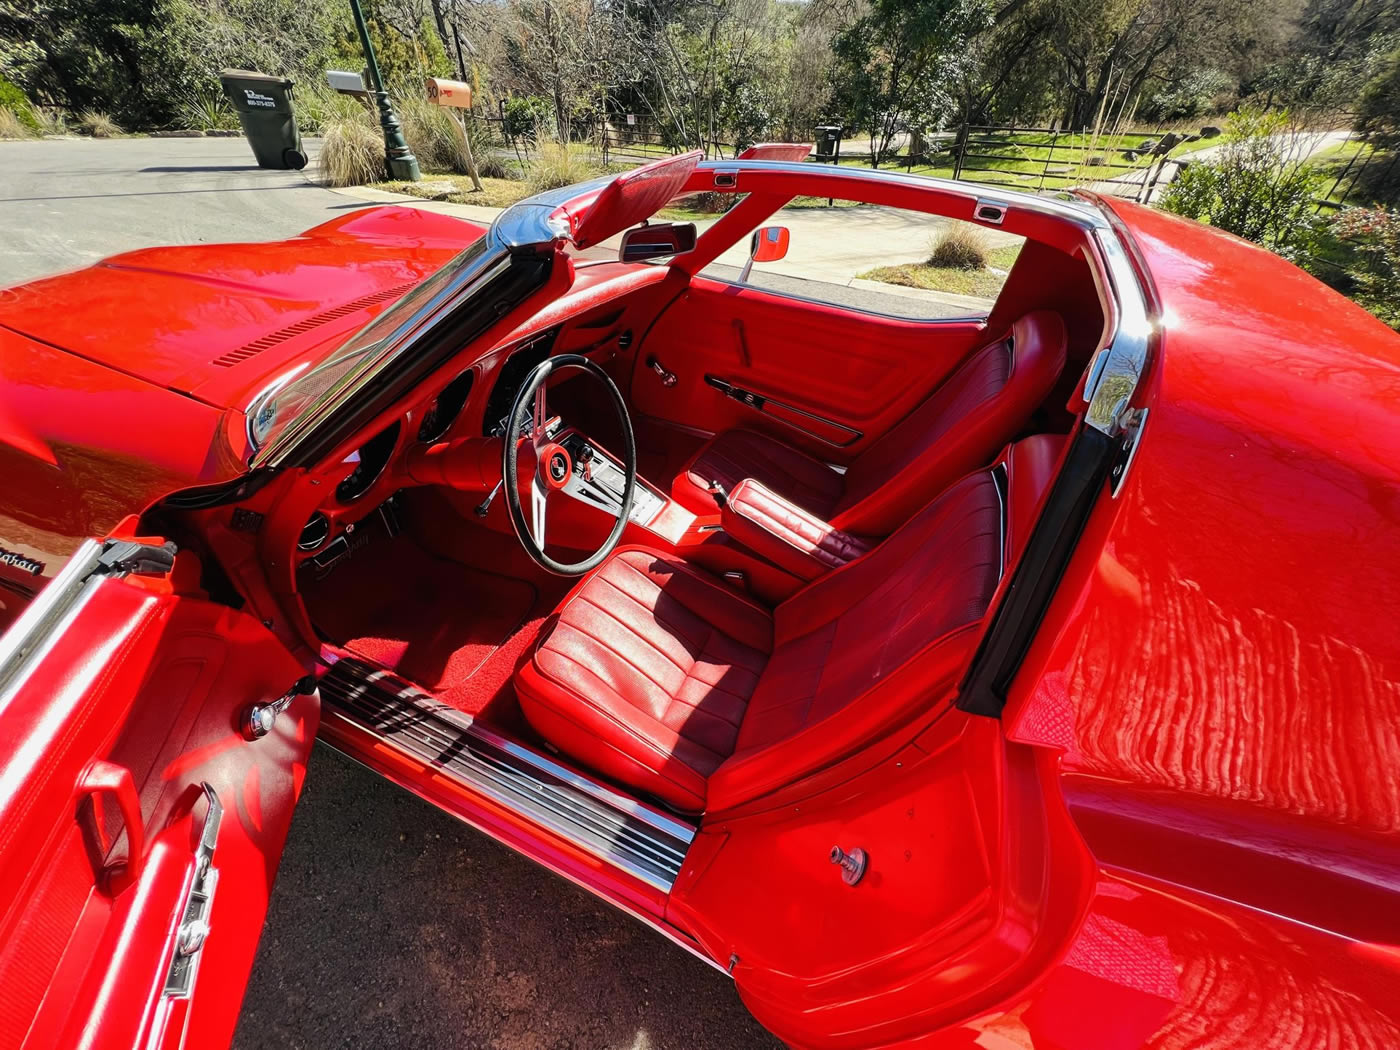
[{"left": 618, "top": 222, "right": 698, "bottom": 263}]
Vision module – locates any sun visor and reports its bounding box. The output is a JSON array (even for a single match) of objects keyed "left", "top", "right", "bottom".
[{"left": 567, "top": 151, "right": 704, "bottom": 249}]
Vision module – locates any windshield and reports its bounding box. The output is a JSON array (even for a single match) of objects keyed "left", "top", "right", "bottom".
[{"left": 247, "top": 237, "right": 489, "bottom": 453}]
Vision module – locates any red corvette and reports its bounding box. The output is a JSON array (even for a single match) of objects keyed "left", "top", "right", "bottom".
[{"left": 2, "top": 151, "right": 1398, "bottom": 1050}]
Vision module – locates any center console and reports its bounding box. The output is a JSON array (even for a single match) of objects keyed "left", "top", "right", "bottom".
[{"left": 557, "top": 429, "right": 667, "bottom": 528}]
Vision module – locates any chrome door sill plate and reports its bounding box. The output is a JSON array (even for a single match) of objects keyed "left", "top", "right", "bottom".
[{"left": 318, "top": 658, "right": 694, "bottom": 892}]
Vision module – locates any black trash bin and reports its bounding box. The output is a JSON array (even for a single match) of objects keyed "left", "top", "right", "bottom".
[{"left": 218, "top": 69, "right": 306, "bottom": 170}]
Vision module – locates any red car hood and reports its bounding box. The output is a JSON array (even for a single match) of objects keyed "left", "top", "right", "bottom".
[
  {"left": 0, "top": 206, "right": 484, "bottom": 410},
  {"left": 0, "top": 207, "right": 485, "bottom": 613}
]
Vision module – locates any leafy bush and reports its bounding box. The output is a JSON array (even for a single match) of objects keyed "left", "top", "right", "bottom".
[
  {"left": 502, "top": 95, "right": 551, "bottom": 141},
  {"left": 525, "top": 140, "right": 601, "bottom": 192},
  {"left": 0, "top": 74, "right": 40, "bottom": 134},
  {"left": 1310, "top": 207, "right": 1400, "bottom": 329},
  {"left": 77, "top": 110, "right": 121, "bottom": 137},
  {"left": 928, "top": 224, "right": 989, "bottom": 269},
  {"left": 1358, "top": 47, "right": 1400, "bottom": 148},
  {"left": 0, "top": 108, "right": 34, "bottom": 139},
  {"left": 318, "top": 109, "right": 383, "bottom": 187},
  {"left": 1161, "top": 107, "right": 1320, "bottom": 252}
]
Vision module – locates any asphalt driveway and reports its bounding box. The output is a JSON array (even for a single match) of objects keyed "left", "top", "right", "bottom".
[
  {"left": 0, "top": 136, "right": 777, "bottom": 1050},
  {"left": 0, "top": 136, "right": 351, "bottom": 286}
]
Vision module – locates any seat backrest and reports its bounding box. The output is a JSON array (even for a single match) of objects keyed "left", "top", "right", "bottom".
[
  {"left": 832, "top": 310, "right": 1067, "bottom": 536},
  {"left": 708, "top": 434, "right": 1063, "bottom": 811}
]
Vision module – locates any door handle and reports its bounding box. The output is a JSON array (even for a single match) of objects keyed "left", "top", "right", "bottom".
[{"left": 78, "top": 759, "right": 145, "bottom": 893}]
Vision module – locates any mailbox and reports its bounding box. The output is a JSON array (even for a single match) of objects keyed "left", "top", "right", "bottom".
[
  {"left": 326, "top": 70, "right": 367, "bottom": 96},
  {"left": 426, "top": 78, "right": 473, "bottom": 109}
]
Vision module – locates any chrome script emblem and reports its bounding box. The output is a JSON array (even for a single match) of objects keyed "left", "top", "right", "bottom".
[{"left": 0, "top": 547, "right": 44, "bottom": 576}]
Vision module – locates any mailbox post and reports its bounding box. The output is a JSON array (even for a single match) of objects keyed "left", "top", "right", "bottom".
[
  {"left": 426, "top": 77, "right": 482, "bottom": 192},
  {"left": 348, "top": 0, "right": 420, "bottom": 181}
]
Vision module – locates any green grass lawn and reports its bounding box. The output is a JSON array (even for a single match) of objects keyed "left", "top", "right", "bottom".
[
  {"left": 857, "top": 242, "right": 1024, "bottom": 299},
  {"left": 1307, "top": 139, "right": 1392, "bottom": 207}
]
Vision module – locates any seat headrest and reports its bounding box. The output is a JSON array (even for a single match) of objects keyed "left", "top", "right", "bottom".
[{"left": 1005, "top": 434, "right": 1065, "bottom": 564}]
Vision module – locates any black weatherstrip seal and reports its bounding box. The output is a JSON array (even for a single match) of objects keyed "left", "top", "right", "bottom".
[{"left": 958, "top": 426, "right": 1116, "bottom": 718}]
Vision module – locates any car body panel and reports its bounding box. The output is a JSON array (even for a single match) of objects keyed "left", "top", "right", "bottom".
[
  {"left": 1, "top": 159, "right": 1398, "bottom": 1050},
  {"left": 0, "top": 553, "right": 313, "bottom": 1050}
]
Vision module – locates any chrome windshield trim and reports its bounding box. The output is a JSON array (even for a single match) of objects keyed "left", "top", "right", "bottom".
[{"left": 249, "top": 206, "right": 567, "bottom": 472}]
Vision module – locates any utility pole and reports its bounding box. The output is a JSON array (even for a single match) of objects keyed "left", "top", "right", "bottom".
[{"left": 349, "top": 0, "right": 420, "bottom": 181}]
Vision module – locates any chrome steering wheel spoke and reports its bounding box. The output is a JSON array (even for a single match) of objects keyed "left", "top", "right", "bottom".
[{"left": 530, "top": 474, "right": 548, "bottom": 548}]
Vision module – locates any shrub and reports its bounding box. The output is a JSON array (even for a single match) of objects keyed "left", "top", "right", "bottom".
[
  {"left": 77, "top": 110, "right": 122, "bottom": 138},
  {"left": 1161, "top": 106, "right": 1320, "bottom": 252},
  {"left": 928, "top": 225, "right": 989, "bottom": 269},
  {"left": 0, "top": 108, "right": 33, "bottom": 140},
  {"left": 37, "top": 107, "right": 68, "bottom": 135},
  {"left": 526, "top": 140, "right": 601, "bottom": 192},
  {"left": 178, "top": 86, "right": 238, "bottom": 132},
  {"left": 397, "top": 94, "right": 471, "bottom": 174},
  {"left": 0, "top": 74, "right": 40, "bottom": 135},
  {"left": 318, "top": 109, "right": 383, "bottom": 187},
  {"left": 477, "top": 152, "right": 515, "bottom": 180},
  {"left": 1311, "top": 207, "right": 1400, "bottom": 329},
  {"left": 502, "top": 95, "right": 552, "bottom": 141}
]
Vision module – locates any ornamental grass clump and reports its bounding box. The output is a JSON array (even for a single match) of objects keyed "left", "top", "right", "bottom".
[
  {"left": 77, "top": 110, "right": 121, "bottom": 137},
  {"left": 318, "top": 108, "right": 383, "bottom": 187},
  {"left": 928, "top": 224, "right": 989, "bottom": 270}
]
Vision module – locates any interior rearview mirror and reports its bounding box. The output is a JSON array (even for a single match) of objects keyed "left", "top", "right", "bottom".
[
  {"left": 739, "top": 226, "right": 789, "bottom": 282},
  {"left": 618, "top": 222, "right": 697, "bottom": 263}
]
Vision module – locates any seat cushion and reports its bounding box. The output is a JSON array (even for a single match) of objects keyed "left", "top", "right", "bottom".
[
  {"left": 671, "top": 429, "right": 845, "bottom": 518},
  {"left": 515, "top": 548, "right": 773, "bottom": 812}
]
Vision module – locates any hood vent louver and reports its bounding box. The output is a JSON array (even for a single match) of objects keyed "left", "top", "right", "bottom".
[{"left": 211, "top": 280, "right": 418, "bottom": 368}]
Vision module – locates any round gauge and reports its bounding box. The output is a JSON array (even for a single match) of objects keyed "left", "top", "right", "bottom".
[
  {"left": 418, "top": 370, "right": 476, "bottom": 443},
  {"left": 335, "top": 421, "right": 401, "bottom": 504}
]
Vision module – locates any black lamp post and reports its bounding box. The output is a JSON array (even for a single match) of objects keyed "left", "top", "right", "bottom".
[{"left": 349, "top": 0, "right": 420, "bottom": 181}]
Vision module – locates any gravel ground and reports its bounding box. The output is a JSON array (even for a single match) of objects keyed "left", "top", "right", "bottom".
[{"left": 232, "top": 745, "right": 781, "bottom": 1050}]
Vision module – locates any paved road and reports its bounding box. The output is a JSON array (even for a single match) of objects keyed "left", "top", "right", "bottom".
[
  {"left": 0, "top": 136, "right": 777, "bottom": 1050},
  {"left": 0, "top": 136, "right": 354, "bottom": 286}
]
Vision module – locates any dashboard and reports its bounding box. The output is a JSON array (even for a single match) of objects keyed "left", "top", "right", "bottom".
[{"left": 281, "top": 261, "right": 672, "bottom": 579}]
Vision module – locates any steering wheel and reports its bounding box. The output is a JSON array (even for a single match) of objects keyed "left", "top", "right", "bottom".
[{"left": 503, "top": 354, "right": 636, "bottom": 576}]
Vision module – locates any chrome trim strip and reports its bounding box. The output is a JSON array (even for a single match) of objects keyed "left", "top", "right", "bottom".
[
  {"left": 318, "top": 662, "right": 694, "bottom": 893},
  {"left": 0, "top": 539, "right": 104, "bottom": 701},
  {"left": 689, "top": 161, "right": 1151, "bottom": 436}
]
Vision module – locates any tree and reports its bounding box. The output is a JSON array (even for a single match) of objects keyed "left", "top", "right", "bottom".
[
  {"left": 829, "top": 0, "right": 994, "bottom": 165},
  {"left": 1358, "top": 46, "right": 1400, "bottom": 145}
]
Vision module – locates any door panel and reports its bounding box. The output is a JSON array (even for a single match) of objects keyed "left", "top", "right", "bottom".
[
  {"left": 633, "top": 277, "right": 986, "bottom": 463},
  {"left": 0, "top": 545, "right": 312, "bottom": 1050}
]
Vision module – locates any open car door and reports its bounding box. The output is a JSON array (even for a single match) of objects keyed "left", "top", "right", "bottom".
[{"left": 0, "top": 536, "right": 315, "bottom": 1050}]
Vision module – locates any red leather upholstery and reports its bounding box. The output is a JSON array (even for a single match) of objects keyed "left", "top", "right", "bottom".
[
  {"left": 672, "top": 310, "right": 1067, "bottom": 535},
  {"left": 518, "top": 437, "right": 1059, "bottom": 812},
  {"left": 514, "top": 548, "right": 772, "bottom": 812},
  {"left": 677, "top": 428, "right": 844, "bottom": 519},
  {"left": 720, "top": 478, "right": 873, "bottom": 582}
]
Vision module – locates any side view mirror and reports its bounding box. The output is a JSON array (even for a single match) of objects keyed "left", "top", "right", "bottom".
[
  {"left": 618, "top": 222, "right": 697, "bottom": 263},
  {"left": 739, "top": 225, "right": 789, "bottom": 282}
]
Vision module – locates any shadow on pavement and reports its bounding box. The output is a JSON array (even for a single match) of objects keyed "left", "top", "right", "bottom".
[{"left": 233, "top": 743, "right": 781, "bottom": 1050}]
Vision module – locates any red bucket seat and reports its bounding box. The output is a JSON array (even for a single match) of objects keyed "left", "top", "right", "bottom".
[
  {"left": 671, "top": 310, "right": 1066, "bottom": 536},
  {"left": 515, "top": 436, "right": 1063, "bottom": 813}
]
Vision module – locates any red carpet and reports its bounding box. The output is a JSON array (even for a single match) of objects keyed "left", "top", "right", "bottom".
[{"left": 304, "top": 536, "right": 538, "bottom": 701}]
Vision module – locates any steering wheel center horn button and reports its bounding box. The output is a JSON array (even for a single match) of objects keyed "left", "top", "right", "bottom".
[{"left": 540, "top": 442, "right": 572, "bottom": 489}]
